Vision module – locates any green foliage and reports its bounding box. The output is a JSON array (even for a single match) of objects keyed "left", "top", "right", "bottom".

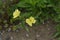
[
  {"left": 0, "top": 0, "right": 2, "bottom": 6},
  {"left": 52, "top": 23, "right": 60, "bottom": 39},
  {"left": 16, "top": 0, "right": 59, "bottom": 23}
]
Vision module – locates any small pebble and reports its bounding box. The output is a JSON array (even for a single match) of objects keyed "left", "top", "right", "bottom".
[
  {"left": 26, "top": 34, "right": 29, "bottom": 37},
  {"left": 36, "top": 34, "right": 40, "bottom": 38},
  {"left": 19, "top": 23, "right": 21, "bottom": 24},
  {"left": 8, "top": 28, "right": 11, "bottom": 32},
  {"left": 16, "top": 30, "right": 19, "bottom": 32},
  {"left": 1, "top": 31, "right": 5, "bottom": 35},
  {"left": 43, "top": 22, "right": 45, "bottom": 24},
  {"left": 10, "top": 36, "right": 13, "bottom": 40},
  {"left": 48, "top": 28, "right": 50, "bottom": 30}
]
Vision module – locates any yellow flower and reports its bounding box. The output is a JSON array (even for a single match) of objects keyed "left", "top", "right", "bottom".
[
  {"left": 26, "top": 16, "right": 36, "bottom": 27},
  {"left": 13, "top": 9, "right": 20, "bottom": 18}
]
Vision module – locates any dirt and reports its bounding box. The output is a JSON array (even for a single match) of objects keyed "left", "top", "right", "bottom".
[{"left": 1, "top": 20, "right": 57, "bottom": 40}]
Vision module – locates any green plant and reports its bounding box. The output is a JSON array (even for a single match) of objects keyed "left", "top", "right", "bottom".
[{"left": 0, "top": 0, "right": 60, "bottom": 33}]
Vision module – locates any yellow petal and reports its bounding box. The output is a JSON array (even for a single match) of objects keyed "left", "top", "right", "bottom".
[
  {"left": 26, "top": 19, "right": 32, "bottom": 26},
  {"left": 33, "top": 20, "right": 36, "bottom": 24},
  {"left": 13, "top": 9, "right": 20, "bottom": 18},
  {"left": 29, "top": 16, "right": 36, "bottom": 23}
]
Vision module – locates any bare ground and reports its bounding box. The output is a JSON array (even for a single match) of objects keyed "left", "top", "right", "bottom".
[{"left": 1, "top": 20, "right": 57, "bottom": 40}]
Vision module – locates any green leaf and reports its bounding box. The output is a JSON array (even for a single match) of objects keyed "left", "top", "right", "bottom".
[
  {"left": 0, "top": 0, "right": 2, "bottom": 6},
  {"left": 53, "top": 32, "right": 60, "bottom": 38},
  {"left": 54, "top": 14, "right": 60, "bottom": 22},
  {"left": 12, "top": 26, "right": 17, "bottom": 31},
  {"left": 55, "top": 24, "right": 60, "bottom": 33}
]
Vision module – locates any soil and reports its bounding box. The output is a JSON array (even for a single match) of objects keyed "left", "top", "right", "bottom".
[{"left": 1, "top": 20, "right": 57, "bottom": 40}]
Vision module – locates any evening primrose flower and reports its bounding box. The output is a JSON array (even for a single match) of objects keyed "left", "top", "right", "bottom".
[
  {"left": 26, "top": 16, "right": 36, "bottom": 27},
  {"left": 13, "top": 9, "right": 20, "bottom": 18}
]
